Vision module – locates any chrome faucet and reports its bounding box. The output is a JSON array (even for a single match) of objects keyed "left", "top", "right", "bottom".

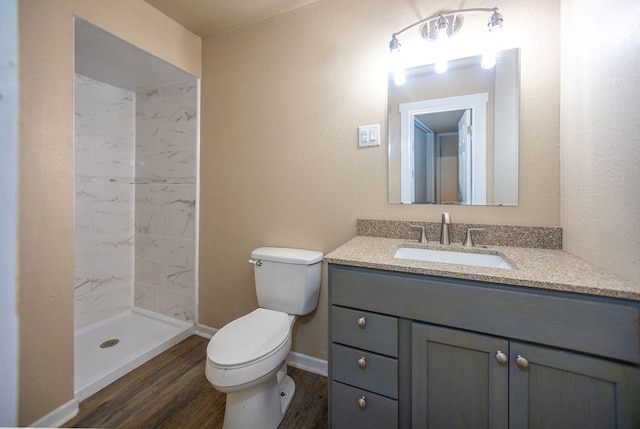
[{"left": 440, "top": 212, "right": 451, "bottom": 245}]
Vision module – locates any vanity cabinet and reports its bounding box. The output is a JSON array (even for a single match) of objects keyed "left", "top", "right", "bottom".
[{"left": 328, "top": 264, "right": 640, "bottom": 429}]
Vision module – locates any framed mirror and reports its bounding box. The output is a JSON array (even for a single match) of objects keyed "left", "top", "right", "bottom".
[{"left": 388, "top": 48, "right": 519, "bottom": 206}]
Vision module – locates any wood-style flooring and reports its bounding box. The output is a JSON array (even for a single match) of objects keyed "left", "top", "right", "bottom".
[{"left": 64, "top": 335, "right": 328, "bottom": 429}]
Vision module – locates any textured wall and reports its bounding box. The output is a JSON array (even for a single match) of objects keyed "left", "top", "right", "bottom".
[
  {"left": 561, "top": 0, "right": 640, "bottom": 283},
  {"left": 200, "top": 0, "right": 561, "bottom": 362},
  {"left": 17, "top": 1, "right": 200, "bottom": 424}
]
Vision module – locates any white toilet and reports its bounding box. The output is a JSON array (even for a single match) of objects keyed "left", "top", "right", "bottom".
[{"left": 205, "top": 247, "right": 323, "bottom": 429}]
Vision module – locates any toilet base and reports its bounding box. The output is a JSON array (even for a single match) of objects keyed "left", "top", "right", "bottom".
[
  {"left": 221, "top": 367, "right": 296, "bottom": 429},
  {"left": 279, "top": 374, "right": 296, "bottom": 415}
]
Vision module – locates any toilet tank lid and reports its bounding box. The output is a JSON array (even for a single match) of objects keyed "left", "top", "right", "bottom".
[{"left": 251, "top": 247, "right": 323, "bottom": 265}]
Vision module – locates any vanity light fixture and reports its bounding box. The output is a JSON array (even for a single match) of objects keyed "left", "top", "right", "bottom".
[{"left": 389, "top": 7, "right": 503, "bottom": 83}]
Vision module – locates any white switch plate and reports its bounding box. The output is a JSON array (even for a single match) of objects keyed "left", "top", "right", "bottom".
[{"left": 358, "top": 124, "right": 380, "bottom": 147}]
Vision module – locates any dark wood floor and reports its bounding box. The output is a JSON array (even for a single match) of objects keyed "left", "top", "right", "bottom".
[{"left": 64, "top": 335, "right": 328, "bottom": 428}]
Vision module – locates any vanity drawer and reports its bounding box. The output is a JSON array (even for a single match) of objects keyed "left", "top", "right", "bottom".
[
  {"left": 331, "top": 306, "right": 398, "bottom": 357},
  {"left": 332, "top": 344, "right": 398, "bottom": 399},
  {"left": 331, "top": 381, "right": 398, "bottom": 429}
]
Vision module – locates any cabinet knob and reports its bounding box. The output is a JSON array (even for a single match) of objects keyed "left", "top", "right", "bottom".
[
  {"left": 516, "top": 355, "right": 529, "bottom": 368},
  {"left": 357, "top": 316, "right": 366, "bottom": 328},
  {"left": 357, "top": 357, "right": 367, "bottom": 368},
  {"left": 495, "top": 350, "right": 508, "bottom": 364},
  {"left": 357, "top": 396, "right": 367, "bottom": 409}
]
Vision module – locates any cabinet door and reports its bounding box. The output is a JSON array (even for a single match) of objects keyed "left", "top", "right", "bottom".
[
  {"left": 412, "top": 323, "right": 509, "bottom": 429},
  {"left": 510, "top": 342, "right": 640, "bottom": 429}
]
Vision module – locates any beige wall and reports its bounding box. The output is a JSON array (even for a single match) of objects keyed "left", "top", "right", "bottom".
[
  {"left": 200, "top": 0, "right": 561, "bottom": 362},
  {"left": 560, "top": 0, "right": 640, "bottom": 283},
  {"left": 17, "top": 1, "right": 200, "bottom": 424}
]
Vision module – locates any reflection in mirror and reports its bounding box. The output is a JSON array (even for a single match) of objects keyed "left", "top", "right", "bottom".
[{"left": 388, "top": 48, "right": 519, "bottom": 206}]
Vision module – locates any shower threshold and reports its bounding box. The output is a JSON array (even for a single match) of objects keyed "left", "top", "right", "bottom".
[{"left": 74, "top": 308, "right": 193, "bottom": 401}]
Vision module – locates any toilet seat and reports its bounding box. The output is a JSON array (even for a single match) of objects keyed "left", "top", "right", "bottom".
[
  {"left": 206, "top": 308, "right": 292, "bottom": 390},
  {"left": 208, "top": 308, "right": 290, "bottom": 367}
]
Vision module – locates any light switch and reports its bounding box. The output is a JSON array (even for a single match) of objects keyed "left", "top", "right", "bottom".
[{"left": 358, "top": 124, "right": 380, "bottom": 147}]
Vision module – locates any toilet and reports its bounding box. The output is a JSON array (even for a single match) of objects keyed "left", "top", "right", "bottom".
[{"left": 205, "top": 247, "right": 323, "bottom": 429}]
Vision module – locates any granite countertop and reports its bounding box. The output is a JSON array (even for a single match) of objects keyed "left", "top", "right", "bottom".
[{"left": 324, "top": 236, "right": 640, "bottom": 302}]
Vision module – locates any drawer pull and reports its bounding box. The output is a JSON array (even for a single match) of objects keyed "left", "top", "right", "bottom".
[
  {"left": 357, "top": 356, "right": 367, "bottom": 368},
  {"left": 516, "top": 355, "right": 529, "bottom": 369},
  {"left": 495, "top": 350, "right": 508, "bottom": 364},
  {"left": 357, "top": 396, "right": 367, "bottom": 409},
  {"left": 357, "top": 316, "right": 367, "bottom": 328}
]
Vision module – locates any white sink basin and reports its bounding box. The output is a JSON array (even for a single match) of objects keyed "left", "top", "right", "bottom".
[{"left": 394, "top": 247, "right": 513, "bottom": 270}]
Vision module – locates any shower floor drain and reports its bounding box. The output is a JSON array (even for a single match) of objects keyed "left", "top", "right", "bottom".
[{"left": 100, "top": 339, "right": 120, "bottom": 349}]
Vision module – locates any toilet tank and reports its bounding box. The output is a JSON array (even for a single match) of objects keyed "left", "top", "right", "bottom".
[{"left": 251, "top": 247, "right": 323, "bottom": 316}]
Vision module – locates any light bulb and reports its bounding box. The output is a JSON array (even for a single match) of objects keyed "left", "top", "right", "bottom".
[
  {"left": 394, "top": 70, "right": 406, "bottom": 86},
  {"left": 435, "top": 59, "right": 448, "bottom": 74},
  {"left": 435, "top": 15, "right": 449, "bottom": 40},
  {"left": 481, "top": 51, "right": 496, "bottom": 69}
]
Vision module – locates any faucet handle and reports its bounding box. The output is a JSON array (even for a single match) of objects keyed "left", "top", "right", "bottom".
[
  {"left": 463, "top": 228, "right": 485, "bottom": 247},
  {"left": 409, "top": 224, "right": 428, "bottom": 243}
]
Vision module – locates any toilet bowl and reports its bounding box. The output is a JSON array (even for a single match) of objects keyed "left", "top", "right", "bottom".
[{"left": 205, "top": 247, "right": 323, "bottom": 429}]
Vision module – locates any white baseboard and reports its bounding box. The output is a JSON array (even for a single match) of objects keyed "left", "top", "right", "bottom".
[
  {"left": 287, "top": 351, "right": 328, "bottom": 377},
  {"left": 194, "top": 323, "right": 217, "bottom": 339},
  {"left": 30, "top": 398, "right": 79, "bottom": 428}
]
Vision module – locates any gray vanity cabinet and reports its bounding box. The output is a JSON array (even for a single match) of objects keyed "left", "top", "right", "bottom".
[
  {"left": 328, "top": 264, "right": 640, "bottom": 429},
  {"left": 411, "top": 323, "right": 509, "bottom": 428},
  {"left": 509, "top": 342, "right": 640, "bottom": 428}
]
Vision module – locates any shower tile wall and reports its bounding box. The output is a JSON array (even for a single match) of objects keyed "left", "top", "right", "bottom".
[
  {"left": 74, "top": 74, "right": 135, "bottom": 329},
  {"left": 134, "top": 81, "right": 197, "bottom": 322}
]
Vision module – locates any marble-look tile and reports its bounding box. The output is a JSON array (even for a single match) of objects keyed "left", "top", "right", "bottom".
[
  {"left": 136, "top": 96, "right": 191, "bottom": 129},
  {"left": 135, "top": 257, "right": 167, "bottom": 287},
  {"left": 75, "top": 183, "right": 134, "bottom": 213},
  {"left": 85, "top": 148, "right": 135, "bottom": 178},
  {"left": 158, "top": 289, "right": 194, "bottom": 322},
  {"left": 75, "top": 213, "right": 91, "bottom": 242},
  {"left": 137, "top": 88, "right": 160, "bottom": 104},
  {"left": 159, "top": 185, "right": 195, "bottom": 210},
  {"left": 93, "top": 183, "right": 134, "bottom": 211},
  {"left": 75, "top": 234, "right": 135, "bottom": 271},
  {"left": 135, "top": 208, "right": 168, "bottom": 235},
  {"left": 159, "top": 185, "right": 196, "bottom": 238},
  {"left": 165, "top": 150, "right": 197, "bottom": 179},
  {"left": 75, "top": 184, "right": 95, "bottom": 214},
  {"left": 158, "top": 121, "right": 196, "bottom": 152},
  {"left": 75, "top": 76, "right": 197, "bottom": 327},
  {"left": 74, "top": 282, "right": 133, "bottom": 329},
  {"left": 164, "top": 265, "right": 195, "bottom": 297},
  {"left": 75, "top": 74, "right": 135, "bottom": 179},
  {"left": 135, "top": 184, "right": 159, "bottom": 211},
  {"left": 74, "top": 258, "right": 134, "bottom": 298},
  {"left": 135, "top": 124, "right": 160, "bottom": 153},
  {"left": 77, "top": 133, "right": 133, "bottom": 153},
  {"left": 135, "top": 233, "right": 159, "bottom": 260},
  {"left": 135, "top": 151, "right": 165, "bottom": 180},
  {"left": 160, "top": 81, "right": 197, "bottom": 99},
  {"left": 134, "top": 282, "right": 158, "bottom": 312},
  {"left": 91, "top": 209, "right": 134, "bottom": 238},
  {"left": 158, "top": 237, "right": 195, "bottom": 268},
  {"left": 167, "top": 210, "right": 196, "bottom": 239}
]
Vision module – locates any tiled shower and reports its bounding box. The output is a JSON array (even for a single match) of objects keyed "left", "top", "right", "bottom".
[
  {"left": 72, "top": 17, "right": 199, "bottom": 401},
  {"left": 74, "top": 74, "right": 198, "bottom": 328}
]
